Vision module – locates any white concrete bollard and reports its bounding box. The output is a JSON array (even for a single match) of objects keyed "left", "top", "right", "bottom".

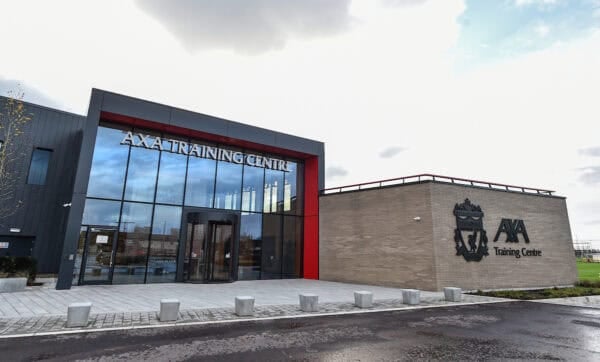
[
  {"left": 354, "top": 291, "right": 373, "bottom": 308},
  {"left": 235, "top": 296, "right": 255, "bottom": 316},
  {"left": 299, "top": 293, "right": 319, "bottom": 312},
  {"left": 159, "top": 299, "right": 180, "bottom": 322},
  {"left": 444, "top": 287, "right": 462, "bottom": 302},
  {"left": 402, "top": 289, "right": 420, "bottom": 305},
  {"left": 66, "top": 302, "right": 92, "bottom": 328},
  {"left": 0, "top": 278, "right": 27, "bottom": 293}
]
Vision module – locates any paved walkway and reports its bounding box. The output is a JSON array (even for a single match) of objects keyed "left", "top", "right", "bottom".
[{"left": 0, "top": 279, "right": 503, "bottom": 337}]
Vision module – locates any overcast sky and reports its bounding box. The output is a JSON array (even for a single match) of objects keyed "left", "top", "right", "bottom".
[{"left": 1, "top": 0, "right": 599, "bottom": 245}]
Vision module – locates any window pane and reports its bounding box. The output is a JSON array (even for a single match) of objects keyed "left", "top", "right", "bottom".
[
  {"left": 185, "top": 157, "right": 216, "bottom": 208},
  {"left": 27, "top": 148, "right": 52, "bottom": 185},
  {"left": 155, "top": 151, "right": 187, "bottom": 205},
  {"left": 82, "top": 198, "right": 121, "bottom": 226},
  {"left": 261, "top": 214, "right": 282, "bottom": 279},
  {"left": 113, "top": 202, "right": 153, "bottom": 284},
  {"left": 214, "top": 161, "right": 242, "bottom": 210},
  {"left": 282, "top": 216, "right": 303, "bottom": 278},
  {"left": 146, "top": 205, "right": 181, "bottom": 283},
  {"left": 72, "top": 226, "right": 88, "bottom": 285},
  {"left": 264, "top": 169, "right": 284, "bottom": 213},
  {"left": 87, "top": 126, "right": 129, "bottom": 199},
  {"left": 238, "top": 213, "right": 262, "bottom": 280},
  {"left": 242, "top": 166, "right": 264, "bottom": 213},
  {"left": 283, "top": 162, "right": 299, "bottom": 214},
  {"left": 124, "top": 147, "right": 159, "bottom": 202}
]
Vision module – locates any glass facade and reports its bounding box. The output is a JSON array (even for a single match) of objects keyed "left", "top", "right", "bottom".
[{"left": 76, "top": 122, "right": 304, "bottom": 285}]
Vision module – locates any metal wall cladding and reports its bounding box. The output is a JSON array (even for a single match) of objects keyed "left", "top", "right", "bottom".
[{"left": 0, "top": 96, "right": 85, "bottom": 273}]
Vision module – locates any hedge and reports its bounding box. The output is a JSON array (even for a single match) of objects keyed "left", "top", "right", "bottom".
[{"left": 0, "top": 256, "right": 37, "bottom": 283}]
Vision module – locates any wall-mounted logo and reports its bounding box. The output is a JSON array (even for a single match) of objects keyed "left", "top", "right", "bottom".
[
  {"left": 453, "top": 198, "right": 488, "bottom": 262},
  {"left": 493, "top": 219, "right": 529, "bottom": 243},
  {"left": 493, "top": 218, "right": 541, "bottom": 258}
]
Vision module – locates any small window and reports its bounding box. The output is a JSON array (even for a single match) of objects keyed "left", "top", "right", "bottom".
[{"left": 27, "top": 148, "right": 52, "bottom": 185}]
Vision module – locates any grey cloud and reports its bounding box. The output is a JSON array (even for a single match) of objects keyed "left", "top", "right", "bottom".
[
  {"left": 579, "top": 166, "right": 600, "bottom": 185},
  {"left": 136, "top": 0, "right": 353, "bottom": 55},
  {"left": 584, "top": 219, "right": 600, "bottom": 225},
  {"left": 0, "top": 78, "right": 61, "bottom": 109},
  {"left": 326, "top": 166, "right": 348, "bottom": 179},
  {"left": 579, "top": 147, "right": 600, "bottom": 157},
  {"left": 379, "top": 146, "right": 406, "bottom": 158}
]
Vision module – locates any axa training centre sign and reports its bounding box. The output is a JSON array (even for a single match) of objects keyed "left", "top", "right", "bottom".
[
  {"left": 121, "top": 131, "right": 291, "bottom": 172},
  {"left": 453, "top": 198, "right": 542, "bottom": 262}
]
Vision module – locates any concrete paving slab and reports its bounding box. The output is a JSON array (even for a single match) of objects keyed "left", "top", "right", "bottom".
[{"left": 0, "top": 279, "right": 501, "bottom": 319}]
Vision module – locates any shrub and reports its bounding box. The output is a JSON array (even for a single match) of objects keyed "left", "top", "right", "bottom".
[{"left": 0, "top": 256, "right": 37, "bottom": 283}]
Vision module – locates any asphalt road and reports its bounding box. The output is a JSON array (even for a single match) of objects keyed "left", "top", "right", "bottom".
[{"left": 2, "top": 301, "right": 599, "bottom": 361}]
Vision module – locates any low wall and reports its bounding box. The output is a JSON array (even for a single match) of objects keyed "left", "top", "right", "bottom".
[{"left": 319, "top": 181, "right": 577, "bottom": 291}]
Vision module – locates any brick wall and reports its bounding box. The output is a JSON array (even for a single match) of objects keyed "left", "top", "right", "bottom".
[
  {"left": 430, "top": 182, "right": 577, "bottom": 291},
  {"left": 319, "top": 181, "right": 578, "bottom": 291},
  {"left": 319, "top": 183, "right": 437, "bottom": 290}
]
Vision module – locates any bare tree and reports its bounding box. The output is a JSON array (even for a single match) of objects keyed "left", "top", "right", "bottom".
[{"left": 0, "top": 88, "right": 31, "bottom": 224}]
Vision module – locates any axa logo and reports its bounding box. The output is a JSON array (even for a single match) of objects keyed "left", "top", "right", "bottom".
[{"left": 493, "top": 219, "right": 530, "bottom": 243}]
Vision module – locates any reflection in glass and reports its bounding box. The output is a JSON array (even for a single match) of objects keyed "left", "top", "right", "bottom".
[
  {"left": 283, "top": 216, "right": 303, "bottom": 277},
  {"left": 238, "top": 213, "right": 262, "bottom": 280},
  {"left": 87, "top": 126, "right": 130, "bottom": 199},
  {"left": 261, "top": 214, "right": 282, "bottom": 279},
  {"left": 155, "top": 151, "right": 187, "bottom": 205},
  {"left": 27, "top": 148, "right": 52, "bottom": 185},
  {"left": 242, "top": 166, "right": 264, "bottom": 213},
  {"left": 124, "top": 147, "right": 159, "bottom": 202},
  {"left": 214, "top": 161, "right": 242, "bottom": 210},
  {"left": 208, "top": 223, "right": 233, "bottom": 281},
  {"left": 113, "top": 202, "right": 153, "bottom": 284},
  {"left": 185, "top": 223, "right": 206, "bottom": 281},
  {"left": 82, "top": 198, "right": 121, "bottom": 226},
  {"left": 284, "top": 162, "right": 298, "bottom": 214},
  {"left": 264, "top": 169, "right": 284, "bottom": 213},
  {"left": 72, "top": 226, "right": 88, "bottom": 285},
  {"left": 146, "top": 205, "right": 181, "bottom": 283},
  {"left": 81, "top": 227, "right": 116, "bottom": 283},
  {"left": 185, "top": 157, "right": 216, "bottom": 208}
]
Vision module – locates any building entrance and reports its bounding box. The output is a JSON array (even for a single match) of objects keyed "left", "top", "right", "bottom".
[
  {"left": 180, "top": 210, "right": 239, "bottom": 283},
  {"left": 77, "top": 226, "right": 118, "bottom": 285}
]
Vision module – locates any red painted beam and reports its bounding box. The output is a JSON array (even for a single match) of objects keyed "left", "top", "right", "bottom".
[{"left": 303, "top": 156, "right": 319, "bottom": 279}]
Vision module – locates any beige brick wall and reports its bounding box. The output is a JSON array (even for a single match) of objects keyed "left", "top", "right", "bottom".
[
  {"left": 319, "top": 183, "right": 437, "bottom": 290},
  {"left": 319, "top": 182, "right": 578, "bottom": 291},
  {"left": 430, "top": 183, "right": 577, "bottom": 291}
]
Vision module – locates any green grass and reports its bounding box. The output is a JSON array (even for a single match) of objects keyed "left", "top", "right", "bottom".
[
  {"left": 468, "top": 260, "right": 600, "bottom": 300},
  {"left": 472, "top": 282, "right": 600, "bottom": 300},
  {"left": 577, "top": 260, "right": 600, "bottom": 281}
]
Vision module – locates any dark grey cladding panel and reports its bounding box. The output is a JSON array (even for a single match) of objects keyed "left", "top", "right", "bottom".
[
  {"left": 101, "top": 92, "right": 171, "bottom": 124},
  {"left": 226, "top": 121, "right": 277, "bottom": 148},
  {"left": 170, "top": 108, "right": 228, "bottom": 136},
  {"left": 274, "top": 132, "right": 324, "bottom": 156},
  {"left": 94, "top": 89, "right": 324, "bottom": 158}
]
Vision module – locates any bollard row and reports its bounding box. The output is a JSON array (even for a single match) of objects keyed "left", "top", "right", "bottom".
[{"left": 65, "top": 287, "right": 462, "bottom": 327}]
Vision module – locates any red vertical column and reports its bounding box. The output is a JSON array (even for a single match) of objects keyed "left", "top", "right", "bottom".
[{"left": 303, "top": 156, "right": 319, "bottom": 279}]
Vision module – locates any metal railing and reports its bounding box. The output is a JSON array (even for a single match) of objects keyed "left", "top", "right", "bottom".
[{"left": 321, "top": 173, "right": 555, "bottom": 196}]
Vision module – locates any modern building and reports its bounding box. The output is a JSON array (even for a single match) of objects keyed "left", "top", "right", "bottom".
[
  {"left": 319, "top": 175, "right": 578, "bottom": 291},
  {"left": 0, "top": 89, "right": 323, "bottom": 290},
  {"left": 0, "top": 90, "right": 578, "bottom": 291}
]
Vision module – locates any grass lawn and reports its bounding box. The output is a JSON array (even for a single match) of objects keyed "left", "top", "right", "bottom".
[
  {"left": 577, "top": 260, "right": 600, "bottom": 282},
  {"left": 471, "top": 260, "right": 600, "bottom": 300}
]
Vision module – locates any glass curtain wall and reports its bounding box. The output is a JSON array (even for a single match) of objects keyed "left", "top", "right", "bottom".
[{"left": 80, "top": 122, "right": 304, "bottom": 284}]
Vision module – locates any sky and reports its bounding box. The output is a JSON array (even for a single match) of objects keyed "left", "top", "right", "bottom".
[{"left": 0, "top": 0, "right": 599, "bottom": 245}]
